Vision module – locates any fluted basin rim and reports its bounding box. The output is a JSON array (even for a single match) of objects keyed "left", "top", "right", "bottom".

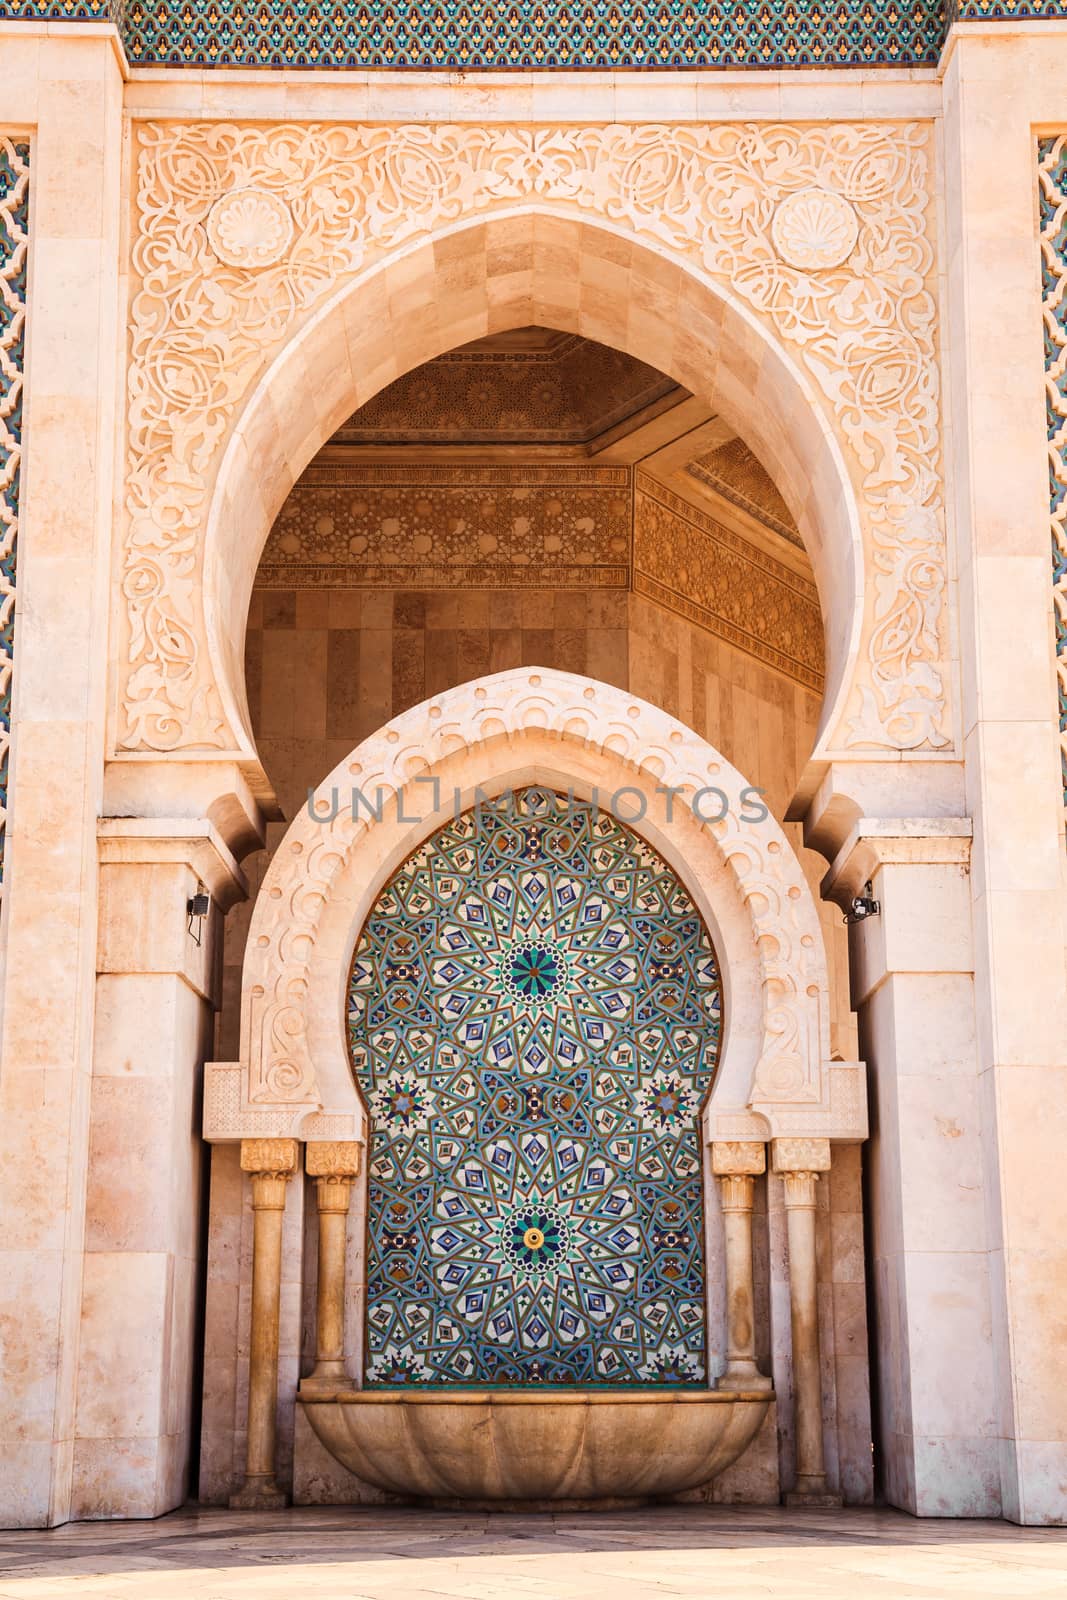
[
  {"left": 301, "top": 1388, "right": 773, "bottom": 1506},
  {"left": 303, "top": 1387, "right": 773, "bottom": 1405}
]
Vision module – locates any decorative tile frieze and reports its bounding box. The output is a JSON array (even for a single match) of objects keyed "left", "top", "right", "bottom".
[
  {"left": 258, "top": 465, "right": 631, "bottom": 591},
  {"left": 0, "top": 139, "right": 29, "bottom": 894},
  {"left": 634, "top": 476, "right": 825, "bottom": 692},
  {"left": 0, "top": 0, "right": 123, "bottom": 19},
  {"left": 1037, "top": 136, "right": 1067, "bottom": 828},
  {"left": 114, "top": 0, "right": 944, "bottom": 70}
]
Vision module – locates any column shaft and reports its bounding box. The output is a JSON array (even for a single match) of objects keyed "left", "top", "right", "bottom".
[
  {"left": 783, "top": 1173, "right": 823, "bottom": 1489},
  {"left": 231, "top": 1139, "right": 298, "bottom": 1510},
  {"left": 712, "top": 1141, "right": 771, "bottom": 1392},
  {"left": 773, "top": 1138, "right": 840, "bottom": 1508},
  {"left": 302, "top": 1141, "right": 361, "bottom": 1391}
]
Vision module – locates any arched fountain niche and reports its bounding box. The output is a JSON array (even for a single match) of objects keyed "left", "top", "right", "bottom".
[
  {"left": 206, "top": 669, "right": 867, "bottom": 1511},
  {"left": 305, "top": 781, "right": 770, "bottom": 1507}
]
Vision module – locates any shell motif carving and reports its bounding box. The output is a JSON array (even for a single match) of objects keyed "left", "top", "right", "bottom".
[
  {"left": 771, "top": 187, "right": 859, "bottom": 270},
  {"left": 205, "top": 187, "right": 294, "bottom": 269},
  {"left": 122, "top": 122, "right": 950, "bottom": 757}
]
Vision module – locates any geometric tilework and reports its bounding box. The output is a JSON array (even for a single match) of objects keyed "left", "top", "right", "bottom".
[
  {"left": 1037, "top": 137, "right": 1067, "bottom": 831},
  {"left": 347, "top": 786, "right": 722, "bottom": 1387},
  {"left": 10, "top": 0, "right": 1067, "bottom": 68},
  {"left": 1, "top": 0, "right": 945, "bottom": 68},
  {"left": 956, "top": 0, "right": 1067, "bottom": 15},
  {"left": 0, "top": 140, "right": 29, "bottom": 892},
  {"left": 121, "top": 0, "right": 945, "bottom": 69},
  {"left": 0, "top": 0, "right": 122, "bottom": 19}
]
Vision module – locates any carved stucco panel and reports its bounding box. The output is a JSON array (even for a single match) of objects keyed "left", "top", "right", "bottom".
[
  {"left": 122, "top": 120, "right": 950, "bottom": 758},
  {"left": 223, "top": 669, "right": 865, "bottom": 1144}
]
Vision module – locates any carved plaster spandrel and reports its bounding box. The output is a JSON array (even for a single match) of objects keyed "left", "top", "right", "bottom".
[{"left": 122, "top": 121, "right": 950, "bottom": 756}]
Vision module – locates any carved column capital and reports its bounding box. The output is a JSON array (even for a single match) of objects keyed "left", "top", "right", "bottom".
[
  {"left": 719, "top": 1174, "right": 756, "bottom": 1213},
  {"left": 241, "top": 1137, "right": 300, "bottom": 1178},
  {"left": 711, "top": 1139, "right": 766, "bottom": 1177},
  {"left": 306, "top": 1140, "right": 361, "bottom": 1179},
  {"left": 771, "top": 1137, "right": 831, "bottom": 1177},
  {"left": 781, "top": 1170, "right": 820, "bottom": 1209}
]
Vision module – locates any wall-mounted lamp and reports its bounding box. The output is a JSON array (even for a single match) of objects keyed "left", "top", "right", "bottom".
[
  {"left": 844, "top": 881, "right": 880, "bottom": 926},
  {"left": 187, "top": 886, "right": 211, "bottom": 946}
]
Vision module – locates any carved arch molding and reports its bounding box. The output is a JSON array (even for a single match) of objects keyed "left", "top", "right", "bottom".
[
  {"left": 122, "top": 120, "right": 953, "bottom": 760},
  {"left": 204, "top": 669, "right": 867, "bottom": 1145}
]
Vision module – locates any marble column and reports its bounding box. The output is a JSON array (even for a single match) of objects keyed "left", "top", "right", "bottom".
[
  {"left": 772, "top": 1137, "right": 840, "bottom": 1508},
  {"left": 712, "top": 1141, "right": 772, "bottom": 1392},
  {"left": 302, "top": 1142, "right": 361, "bottom": 1390},
  {"left": 230, "top": 1137, "right": 299, "bottom": 1510}
]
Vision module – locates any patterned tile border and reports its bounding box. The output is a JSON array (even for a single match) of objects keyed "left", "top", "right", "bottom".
[
  {"left": 0, "top": 139, "right": 29, "bottom": 892},
  {"left": 1, "top": 0, "right": 944, "bottom": 69},
  {"left": 1037, "top": 137, "right": 1067, "bottom": 831}
]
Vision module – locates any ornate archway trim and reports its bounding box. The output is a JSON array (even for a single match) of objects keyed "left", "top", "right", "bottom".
[
  {"left": 122, "top": 119, "right": 952, "bottom": 764},
  {"left": 204, "top": 670, "right": 867, "bottom": 1145}
]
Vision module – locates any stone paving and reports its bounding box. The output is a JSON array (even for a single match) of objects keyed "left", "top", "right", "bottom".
[{"left": 1, "top": 1506, "right": 1067, "bottom": 1599}]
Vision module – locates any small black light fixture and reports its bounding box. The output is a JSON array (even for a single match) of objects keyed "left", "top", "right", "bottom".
[
  {"left": 187, "top": 884, "right": 211, "bottom": 946},
  {"left": 844, "top": 880, "right": 880, "bottom": 925}
]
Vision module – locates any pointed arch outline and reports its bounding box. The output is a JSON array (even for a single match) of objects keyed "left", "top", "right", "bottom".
[{"left": 205, "top": 669, "right": 867, "bottom": 1147}]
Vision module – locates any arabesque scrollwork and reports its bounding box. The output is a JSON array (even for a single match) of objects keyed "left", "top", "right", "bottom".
[{"left": 124, "top": 121, "right": 950, "bottom": 754}]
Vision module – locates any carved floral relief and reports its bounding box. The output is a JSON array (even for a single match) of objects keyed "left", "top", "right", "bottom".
[{"left": 123, "top": 121, "right": 950, "bottom": 756}]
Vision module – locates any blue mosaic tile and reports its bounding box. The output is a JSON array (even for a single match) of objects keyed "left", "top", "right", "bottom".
[
  {"left": 1037, "top": 137, "right": 1067, "bottom": 827},
  {"left": 121, "top": 0, "right": 944, "bottom": 68},
  {"left": 0, "top": 140, "right": 29, "bottom": 891},
  {"left": 0, "top": 1, "right": 123, "bottom": 20},
  {"left": 0, "top": 0, "right": 945, "bottom": 68},
  {"left": 348, "top": 786, "right": 723, "bottom": 1387},
  {"left": 956, "top": 0, "right": 1067, "bottom": 15}
]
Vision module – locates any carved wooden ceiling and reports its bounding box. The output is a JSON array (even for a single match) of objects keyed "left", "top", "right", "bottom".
[{"left": 331, "top": 327, "right": 683, "bottom": 447}]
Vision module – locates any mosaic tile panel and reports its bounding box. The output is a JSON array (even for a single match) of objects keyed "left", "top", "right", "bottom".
[
  {"left": 0, "top": 0, "right": 944, "bottom": 68},
  {"left": 956, "top": 0, "right": 1067, "bottom": 16},
  {"left": 347, "top": 786, "right": 722, "bottom": 1387},
  {"left": 1037, "top": 137, "right": 1067, "bottom": 828},
  {"left": 0, "top": 0, "right": 123, "bottom": 20},
  {"left": 0, "top": 140, "right": 29, "bottom": 891},
  {"left": 124, "top": 1, "right": 945, "bottom": 68}
]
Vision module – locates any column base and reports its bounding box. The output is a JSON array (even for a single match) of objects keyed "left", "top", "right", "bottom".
[
  {"left": 785, "top": 1483, "right": 843, "bottom": 1509},
  {"left": 299, "top": 1368, "right": 355, "bottom": 1396},
  {"left": 229, "top": 1475, "right": 288, "bottom": 1510},
  {"left": 718, "top": 1363, "right": 773, "bottom": 1393}
]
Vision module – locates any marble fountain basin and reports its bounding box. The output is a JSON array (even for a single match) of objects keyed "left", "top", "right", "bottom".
[{"left": 300, "top": 1388, "right": 772, "bottom": 1507}]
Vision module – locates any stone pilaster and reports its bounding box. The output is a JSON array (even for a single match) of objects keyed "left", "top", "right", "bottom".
[
  {"left": 712, "top": 1141, "right": 772, "bottom": 1393},
  {"left": 230, "top": 1138, "right": 299, "bottom": 1510},
  {"left": 772, "top": 1138, "right": 841, "bottom": 1508},
  {"left": 302, "top": 1142, "right": 361, "bottom": 1392}
]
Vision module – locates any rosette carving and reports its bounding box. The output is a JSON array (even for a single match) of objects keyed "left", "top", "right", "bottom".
[{"left": 123, "top": 121, "right": 949, "bottom": 754}]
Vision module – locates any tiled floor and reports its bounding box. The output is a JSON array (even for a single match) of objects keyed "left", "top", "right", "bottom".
[{"left": 1, "top": 1505, "right": 1066, "bottom": 1599}]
